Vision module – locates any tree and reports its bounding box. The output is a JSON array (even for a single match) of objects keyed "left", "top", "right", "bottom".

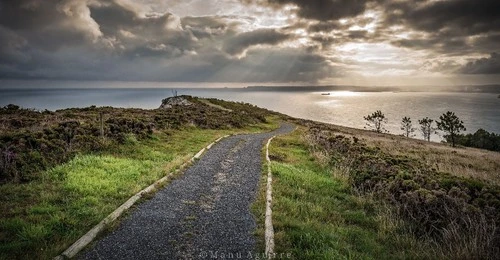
[
  {"left": 437, "top": 111, "right": 466, "bottom": 147},
  {"left": 364, "top": 110, "right": 387, "bottom": 133},
  {"left": 418, "top": 117, "right": 435, "bottom": 142},
  {"left": 400, "top": 116, "right": 416, "bottom": 137},
  {"left": 447, "top": 129, "right": 500, "bottom": 152}
]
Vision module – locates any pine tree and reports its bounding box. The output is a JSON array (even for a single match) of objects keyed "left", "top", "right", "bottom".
[
  {"left": 418, "top": 117, "right": 435, "bottom": 142},
  {"left": 401, "top": 116, "right": 416, "bottom": 137},
  {"left": 437, "top": 111, "right": 466, "bottom": 147},
  {"left": 364, "top": 110, "right": 387, "bottom": 133}
]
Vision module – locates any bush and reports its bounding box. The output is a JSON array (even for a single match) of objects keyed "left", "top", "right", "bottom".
[
  {"left": 306, "top": 125, "right": 500, "bottom": 258},
  {"left": 0, "top": 96, "right": 277, "bottom": 183}
]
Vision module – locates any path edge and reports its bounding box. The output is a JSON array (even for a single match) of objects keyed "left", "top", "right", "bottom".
[
  {"left": 54, "top": 135, "right": 230, "bottom": 260},
  {"left": 264, "top": 136, "right": 275, "bottom": 257}
]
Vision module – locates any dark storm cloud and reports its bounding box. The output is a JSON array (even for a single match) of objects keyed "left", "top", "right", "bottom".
[
  {"left": 253, "top": 0, "right": 500, "bottom": 60},
  {"left": 419, "top": 60, "right": 461, "bottom": 74},
  {"left": 133, "top": 47, "right": 338, "bottom": 83},
  {"left": 347, "top": 30, "right": 368, "bottom": 40},
  {"left": 390, "top": 37, "right": 471, "bottom": 56},
  {"left": 90, "top": 1, "right": 183, "bottom": 42},
  {"left": 181, "top": 16, "right": 230, "bottom": 39},
  {"left": 384, "top": 0, "right": 500, "bottom": 35},
  {"left": 246, "top": 0, "right": 373, "bottom": 21},
  {"left": 0, "top": 26, "right": 29, "bottom": 64},
  {"left": 231, "top": 48, "right": 342, "bottom": 82},
  {"left": 307, "top": 21, "right": 345, "bottom": 33},
  {"left": 459, "top": 53, "right": 500, "bottom": 75},
  {"left": 88, "top": 1, "right": 138, "bottom": 34},
  {"left": 222, "top": 29, "right": 291, "bottom": 55},
  {"left": 1, "top": 0, "right": 500, "bottom": 82},
  {"left": 0, "top": 0, "right": 343, "bottom": 82},
  {"left": 33, "top": 47, "right": 339, "bottom": 83},
  {"left": 188, "top": 48, "right": 342, "bottom": 83},
  {"left": 473, "top": 34, "right": 500, "bottom": 54},
  {"left": 0, "top": 0, "right": 102, "bottom": 51},
  {"left": 309, "top": 35, "right": 336, "bottom": 49},
  {"left": 88, "top": 1, "right": 201, "bottom": 55},
  {"left": 382, "top": 0, "right": 500, "bottom": 57}
]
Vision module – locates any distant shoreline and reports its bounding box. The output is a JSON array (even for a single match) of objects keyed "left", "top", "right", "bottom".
[
  {"left": 1, "top": 85, "right": 500, "bottom": 94},
  {"left": 246, "top": 85, "right": 500, "bottom": 94},
  {"left": 0, "top": 79, "right": 499, "bottom": 93}
]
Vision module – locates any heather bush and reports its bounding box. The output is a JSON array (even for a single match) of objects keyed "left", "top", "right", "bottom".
[
  {"left": 0, "top": 96, "right": 277, "bottom": 183},
  {"left": 306, "top": 125, "right": 500, "bottom": 258}
]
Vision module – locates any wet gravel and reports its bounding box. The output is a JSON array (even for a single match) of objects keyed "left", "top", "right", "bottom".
[{"left": 80, "top": 123, "right": 294, "bottom": 260}]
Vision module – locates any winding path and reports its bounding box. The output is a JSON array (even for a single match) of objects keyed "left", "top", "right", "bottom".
[{"left": 80, "top": 123, "right": 294, "bottom": 260}]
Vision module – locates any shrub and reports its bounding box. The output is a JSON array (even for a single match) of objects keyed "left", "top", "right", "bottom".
[
  {"left": 305, "top": 125, "right": 500, "bottom": 258},
  {"left": 0, "top": 96, "right": 277, "bottom": 182}
]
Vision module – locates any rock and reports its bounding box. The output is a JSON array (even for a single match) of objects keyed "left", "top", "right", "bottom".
[{"left": 159, "top": 96, "right": 193, "bottom": 109}]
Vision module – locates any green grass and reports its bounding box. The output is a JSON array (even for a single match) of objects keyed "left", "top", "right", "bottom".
[
  {"left": 304, "top": 123, "right": 500, "bottom": 259},
  {"left": 0, "top": 118, "right": 280, "bottom": 260},
  {"left": 253, "top": 127, "right": 427, "bottom": 259}
]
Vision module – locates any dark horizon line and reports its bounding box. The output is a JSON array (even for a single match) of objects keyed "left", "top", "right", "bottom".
[
  {"left": 1, "top": 83, "right": 500, "bottom": 93},
  {"left": 247, "top": 85, "right": 500, "bottom": 93}
]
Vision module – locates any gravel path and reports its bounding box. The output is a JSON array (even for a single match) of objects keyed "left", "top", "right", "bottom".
[{"left": 80, "top": 123, "right": 294, "bottom": 260}]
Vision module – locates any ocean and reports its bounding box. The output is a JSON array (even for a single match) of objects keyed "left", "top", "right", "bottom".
[{"left": 1, "top": 88, "right": 499, "bottom": 141}]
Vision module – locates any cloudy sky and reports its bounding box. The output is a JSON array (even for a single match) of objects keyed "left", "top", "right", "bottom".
[{"left": 0, "top": 0, "right": 499, "bottom": 86}]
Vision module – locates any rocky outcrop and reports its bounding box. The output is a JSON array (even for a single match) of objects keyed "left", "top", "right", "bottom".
[{"left": 159, "top": 96, "right": 193, "bottom": 109}]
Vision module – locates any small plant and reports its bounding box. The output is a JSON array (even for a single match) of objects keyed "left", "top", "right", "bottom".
[
  {"left": 364, "top": 110, "right": 387, "bottom": 133},
  {"left": 1, "top": 147, "right": 17, "bottom": 181},
  {"left": 418, "top": 117, "right": 435, "bottom": 142},
  {"left": 400, "top": 116, "right": 416, "bottom": 137},
  {"left": 437, "top": 111, "right": 466, "bottom": 147}
]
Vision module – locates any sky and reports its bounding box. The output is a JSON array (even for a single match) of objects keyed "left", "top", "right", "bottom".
[{"left": 0, "top": 0, "right": 499, "bottom": 87}]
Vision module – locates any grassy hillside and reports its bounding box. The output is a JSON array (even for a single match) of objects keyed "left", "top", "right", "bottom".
[
  {"left": 0, "top": 97, "right": 282, "bottom": 259},
  {"left": 0, "top": 96, "right": 277, "bottom": 183},
  {"left": 254, "top": 120, "right": 499, "bottom": 259},
  {"left": 2, "top": 97, "right": 499, "bottom": 259},
  {"left": 254, "top": 127, "right": 427, "bottom": 259}
]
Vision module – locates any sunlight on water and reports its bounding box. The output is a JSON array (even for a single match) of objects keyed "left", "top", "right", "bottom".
[{"left": 314, "top": 91, "right": 363, "bottom": 97}]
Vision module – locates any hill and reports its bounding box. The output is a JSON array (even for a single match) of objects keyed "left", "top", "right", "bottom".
[{"left": 1, "top": 97, "right": 499, "bottom": 259}]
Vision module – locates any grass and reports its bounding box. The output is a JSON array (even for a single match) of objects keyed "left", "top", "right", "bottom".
[
  {"left": 253, "top": 127, "right": 426, "bottom": 259},
  {"left": 0, "top": 96, "right": 279, "bottom": 183},
  {"left": 198, "top": 99, "right": 233, "bottom": 112},
  {"left": 312, "top": 123, "right": 500, "bottom": 185},
  {"left": 297, "top": 120, "right": 500, "bottom": 259},
  {"left": 4, "top": 97, "right": 498, "bottom": 259},
  {"left": 0, "top": 117, "right": 280, "bottom": 260}
]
